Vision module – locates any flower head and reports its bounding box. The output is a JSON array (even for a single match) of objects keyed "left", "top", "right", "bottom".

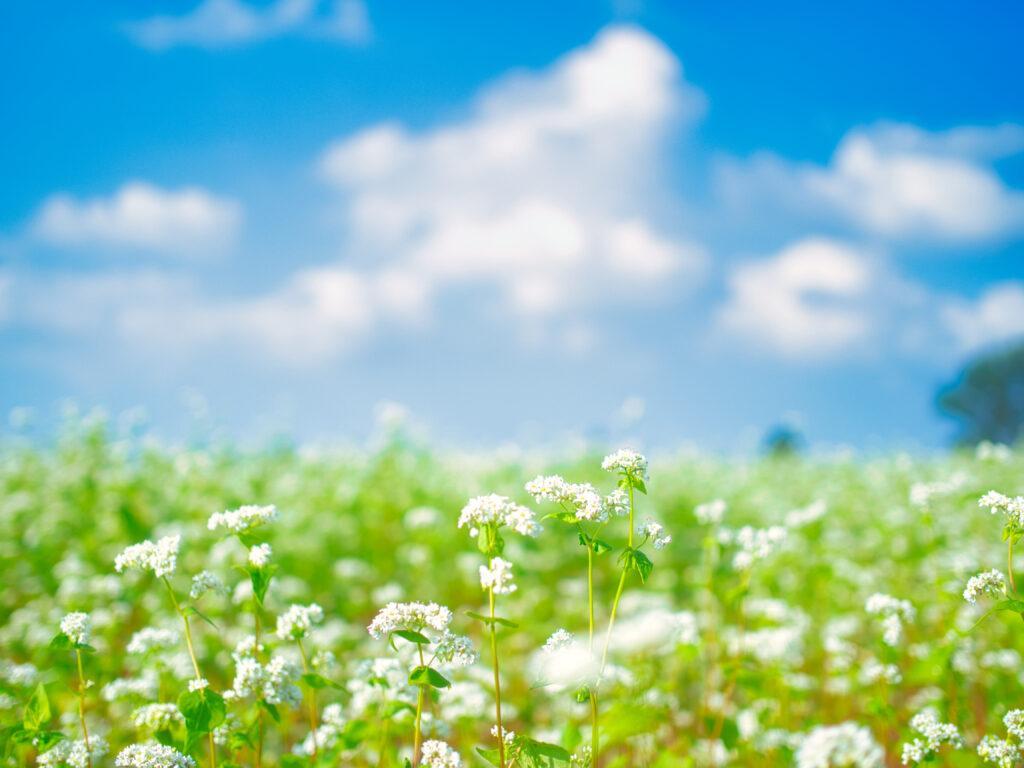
[
  {"left": 248, "top": 543, "right": 272, "bottom": 568},
  {"left": 115, "top": 744, "right": 196, "bottom": 768},
  {"left": 115, "top": 535, "right": 180, "bottom": 578},
  {"left": 637, "top": 518, "right": 671, "bottom": 549},
  {"left": 207, "top": 504, "right": 278, "bottom": 534},
  {"left": 963, "top": 569, "right": 1006, "bottom": 604},
  {"left": 601, "top": 449, "right": 649, "bottom": 481},
  {"left": 479, "top": 557, "right": 517, "bottom": 594},
  {"left": 60, "top": 612, "right": 91, "bottom": 646},
  {"left": 420, "top": 740, "right": 461, "bottom": 768},
  {"left": 189, "top": 570, "right": 226, "bottom": 600},
  {"left": 458, "top": 494, "right": 539, "bottom": 538},
  {"left": 367, "top": 601, "right": 453, "bottom": 639},
  {"left": 276, "top": 603, "right": 324, "bottom": 641}
]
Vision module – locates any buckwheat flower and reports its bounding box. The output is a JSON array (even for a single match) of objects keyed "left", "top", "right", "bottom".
[
  {"left": 604, "top": 488, "right": 629, "bottom": 517},
  {"left": 367, "top": 601, "right": 453, "bottom": 639},
  {"left": 188, "top": 678, "right": 209, "bottom": 692},
  {"left": 785, "top": 500, "right": 828, "bottom": 528},
  {"left": 127, "top": 627, "right": 179, "bottom": 655},
  {"left": 542, "top": 629, "right": 574, "bottom": 653},
  {"left": 420, "top": 739, "right": 461, "bottom": 768},
  {"left": 903, "top": 709, "right": 963, "bottom": 760},
  {"left": 132, "top": 703, "right": 184, "bottom": 731},
  {"left": 601, "top": 448, "right": 648, "bottom": 480},
  {"left": 60, "top": 612, "right": 90, "bottom": 646},
  {"left": 979, "top": 491, "right": 1024, "bottom": 527},
  {"left": 115, "top": 744, "right": 196, "bottom": 768},
  {"left": 433, "top": 630, "right": 478, "bottom": 668},
  {"left": 248, "top": 543, "right": 272, "bottom": 568},
  {"left": 865, "top": 593, "right": 915, "bottom": 646},
  {"left": 479, "top": 557, "right": 517, "bottom": 594},
  {"left": 964, "top": 569, "right": 1006, "bottom": 604},
  {"left": 276, "top": 603, "right": 323, "bottom": 640},
  {"left": 229, "top": 655, "right": 301, "bottom": 707},
  {"left": 115, "top": 535, "right": 180, "bottom": 578},
  {"left": 102, "top": 671, "right": 159, "bottom": 701},
  {"left": 636, "top": 519, "right": 671, "bottom": 549},
  {"left": 490, "top": 726, "right": 516, "bottom": 748},
  {"left": 1004, "top": 709, "right": 1024, "bottom": 740},
  {"left": 458, "top": 495, "right": 540, "bottom": 538},
  {"left": 189, "top": 570, "right": 226, "bottom": 600},
  {"left": 525, "top": 475, "right": 573, "bottom": 504},
  {"left": 731, "top": 526, "right": 787, "bottom": 570},
  {"left": 207, "top": 504, "right": 278, "bottom": 534},
  {"left": 39, "top": 737, "right": 108, "bottom": 768},
  {"left": 535, "top": 629, "right": 598, "bottom": 689},
  {"left": 695, "top": 499, "right": 726, "bottom": 525},
  {"left": 794, "top": 722, "right": 884, "bottom": 768},
  {"left": 978, "top": 735, "right": 1022, "bottom": 767}
]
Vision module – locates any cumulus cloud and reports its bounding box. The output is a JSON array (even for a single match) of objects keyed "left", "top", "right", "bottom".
[
  {"left": 318, "top": 24, "right": 707, "bottom": 324},
  {"left": 716, "top": 238, "right": 906, "bottom": 359},
  {"left": 125, "top": 0, "right": 370, "bottom": 51},
  {"left": 716, "top": 123, "right": 1024, "bottom": 244},
  {"left": 31, "top": 182, "right": 242, "bottom": 257},
  {"left": 942, "top": 282, "right": 1024, "bottom": 352}
]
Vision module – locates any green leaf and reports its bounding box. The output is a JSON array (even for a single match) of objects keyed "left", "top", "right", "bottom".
[
  {"left": 23, "top": 684, "right": 50, "bottom": 731},
  {"left": 183, "top": 606, "right": 219, "bottom": 629},
  {"left": 392, "top": 629, "right": 431, "bottom": 645},
  {"left": 178, "top": 688, "right": 226, "bottom": 737},
  {"left": 155, "top": 729, "right": 176, "bottom": 748},
  {"left": 466, "top": 610, "right": 518, "bottom": 629},
  {"left": 281, "top": 755, "right": 307, "bottom": 768},
  {"left": 590, "top": 538, "right": 613, "bottom": 554},
  {"left": 380, "top": 700, "right": 415, "bottom": 718},
  {"left": 632, "top": 550, "right": 654, "bottom": 583},
  {"left": 995, "top": 598, "right": 1024, "bottom": 613},
  {"left": 574, "top": 686, "right": 591, "bottom": 704},
  {"left": 76, "top": 643, "right": 97, "bottom": 653},
  {"left": 475, "top": 747, "right": 501, "bottom": 767},
  {"left": 249, "top": 565, "right": 277, "bottom": 606},
  {"left": 49, "top": 633, "right": 73, "bottom": 651},
  {"left": 258, "top": 700, "right": 281, "bottom": 723},
  {"left": 528, "top": 739, "right": 571, "bottom": 761},
  {"left": 301, "top": 673, "right": 329, "bottom": 689},
  {"left": 408, "top": 665, "right": 451, "bottom": 689},
  {"left": 34, "top": 731, "right": 65, "bottom": 751},
  {"left": 631, "top": 477, "right": 648, "bottom": 495}
]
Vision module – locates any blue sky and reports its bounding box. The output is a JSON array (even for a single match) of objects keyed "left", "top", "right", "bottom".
[{"left": 2, "top": 0, "right": 1023, "bottom": 451}]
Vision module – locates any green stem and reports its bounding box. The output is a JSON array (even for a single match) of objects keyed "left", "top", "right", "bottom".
[
  {"left": 1009, "top": 540, "right": 1017, "bottom": 594},
  {"left": 254, "top": 607, "right": 264, "bottom": 768},
  {"left": 413, "top": 644, "right": 426, "bottom": 767},
  {"left": 74, "top": 649, "right": 93, "bottom": 768},
  {"left": 489, "top": 586, "right": 507, "bottom": 768},
  {"left": 162, "top": 578, "right": 216, "bottom": 768},
  {"left": 297, "top": 639, "right": 320, "bottom": 762}
]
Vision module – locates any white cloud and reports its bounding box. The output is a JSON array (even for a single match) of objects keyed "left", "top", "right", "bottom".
[
  {"left": 318, "top": 25, "right": 707, "bottom": 326},
  {"left": 942, "top": 282, "right": 1024, "bottom": 352},
  {"left": 125, "top": 0, "right": 370, "bottom": 51},
  {"left": 31, "top": 181, "right": 242, "bottom": 257},
  {"left": 716, "top": 238, "right": 885, "bottom": 359},
  {"left": 716, "top": 123, "right": 1024, "bottom": 244}
]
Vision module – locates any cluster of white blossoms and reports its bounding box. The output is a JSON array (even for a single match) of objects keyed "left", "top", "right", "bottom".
[
  {"left": 248, "top": 543, "right": 272, "bottom": 568},
  {"left": 601, "top": 449, "right": 649, "bottom": 480},
  {"left": 901, "top": 709, "right": 964, "bottom": 765},
  {"left": 794, "top": 722, "right": 884, "bottom": 768},
  {"left": 723, "top": 526, "right": 787, "bottom": 570},
  {"left": 979, "top": 491, "right": 1024, "bottom": 527},
  {"left": 433, "top": 630, "right": 478, "bottom": 668},
  {"left": 207, "top": 504, "right": 278, "bottom": 534},
  {"left": 114, "top": 535, "right": 181, "bottom": 578},
  {"left": 275, "top": 603, "right": 324, "bottom": 640},
  {"left": 978, "top": 734, "right": 1023, "bottom": 767},
  {"left": 420, "top": 739, "right": 461, "bottom": 767},
  {"left": 785, "top": 500, "right": 828, "bottom": 528},
  {"left": 39, "top": 737, "right": 109, "bottom": 768},
  {"left": 963, "top": 569, "right": 1007, "bottom": 604},
  {"left": 865, "top": 593, "right": 915, "bottom": 647},
  {"left": 188, "top": 678, "right": 209, "bottom": 692},
  {"left": 131, "top": 703, "right": 184, "bottom": 731},
  {"left": 636, "top": 519, "right": 672, "bottom": 550},
  {"left": 1006, "top": 710, "right": 1024, "bottom": 740},
  {"left": 536, "top": 629, "right": 599, "bottom": 690},
  {"left": 102, "top": 671, "right": 159, "bottom": 702},
  {"left": 228, "top": 650, "right": 302, "bottom": 706},
  {"left": 293, "top": 702, "right": 346, "bottom": 757},
  {"left": 909, "top": 473, "right": 966, "bottom": 508},
  {"left": 189, "top": 570, "right": 226, "bottom": 600},
  {"left": 458, "top": 495, "right": 540, "bottom": 538},
  {"left": 479, "top": 557, "right": 517, "bottom": 594},
  {"left": 126, "top": 627, "right": 178, "bottom": 655},
  {"left": 524, "top": 476, "right": 627, "bottom": 523},
  {"left": 695, "top": 499, "right": 726, "bottom": 526},
  {"left": 115, "top": 744, "right": 196, "bottom": 768},
  {"left": 60, "top": 611, "right": 90, "bottom": 645},
  {"left": 367, "top": 601, "right": 453, "bottom": 639}
]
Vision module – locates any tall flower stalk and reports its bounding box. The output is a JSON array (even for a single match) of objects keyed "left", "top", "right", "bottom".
[
  {"left": 276, "top": 604, "right": 325, "bottom": 764},
  {"left": 53, "top": 613, "right": 95, "bottom": 768}
]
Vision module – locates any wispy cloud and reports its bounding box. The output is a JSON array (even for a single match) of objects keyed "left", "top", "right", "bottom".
[
  {"left": 30, "top": 181, "right": 242, "bottom": 257},
  {"left": 942, "top": 282, "right": 1024, "bottom": 352},
  {"left": 125, "top": 0, "right": 371, "bottom": 51}
]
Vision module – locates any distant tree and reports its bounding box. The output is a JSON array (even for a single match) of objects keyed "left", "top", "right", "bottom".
[
  {"left": 937, "top": 340, "right": 1024, "bottom": 446},
  {"left": 761, "top": 423, "right": 805, "bottom": 458}
]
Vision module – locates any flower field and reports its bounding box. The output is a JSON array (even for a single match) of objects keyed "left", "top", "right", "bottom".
[{"left": 2, "top": 418, "right": 1023, "bottom": 767}]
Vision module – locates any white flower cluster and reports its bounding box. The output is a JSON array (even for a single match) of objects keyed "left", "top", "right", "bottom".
[
  {"left": 524, "top": 476, "right": 627, "bottom": 523},
  {"left": 367, "top": 601, "right": 453, "bottom": 639},
  {"left": 207, "top": 504, "right": 278, "bottom": 534},
  {"left": 865, "top": 593, "right": 915, "bottom": 646},
  {"left": 458, "top": 495, "right": 540, "bottom": 537},
  {"left": 978, "top": 735, "right": 1022, "bottom": 768},
  {"left": 695, "top": 499, "right": 726, "bottom": 525},
  {"left": 542, "top": 629, "right": 574, "bottom": 654},
  {"left": 536, "top": 629, "right": 599, "bottom": 689},
  {"left": 188, "top": 678, "right": 209, "bottom": 692},
  {"left": 189, "top": 570, "right": 226, "bottom": 600},
  {"left": 249, "top": 543, "right": 272, "bottom": 568},
  {"left": 276, "top": 603, "right": 324, "bottom": 640},
  {"left": 900, "top": 709, "right": 964, "bottom": 765},
  {"left": 433, "top": 630, "right": 478, "bottom": 668},
  {"left": 979, "top": 491, "right": 1024, "bottom": 527},
  {"left": 115, "top": 744, "right": 196, "bottom": 768},
  {"left": 479, "top": 557, "right": 517, "bottom": 594},
  {"left": 794, "top": 722, "right": 884, "bottom": 768},
  {"left": 115, "top": 535, "right": 181, "bottom": 578},
  {"left": 636, "top": 519, "right": 671, "bottom": 550},
  {"left": 127, "top": 627, "right": 178, "bottom": 655},
  {"left": 102, "top": 671, "right": 159, "bottom": 702},
  {"left": 420, "top": 739, "right": 461, "bottom": 767},
  {"left": 601, "top": 448, "right": 649, "bottom": 480},
  {"left": 60, "top": 612, "right": 90, "bottom": 645},
  {"left": 228, "top": 651, "right": 302, "bottom": 707},
  {"left": 293, "top": 702, "right": 346, "bottom": 757},
  {"left": 723, "top": 526, "right": 787, "bottom": 570},
  {"left": 909, "top": 473, "right": 966, "bottom": 508},
  {"left": 1006, "top": 709, "right": 1024, "bottom": 740},
  {"left": 131, "top": 703, "right": 184, "bottom": 731},
  {"left": 963, "top": 569, "right": 1006, "bottom": 604},
  {"left": 785, "top": 500, "right": 828, "bottom": 528},
  {"left": 39, "top": 737, "right": 109, "bottom": 768}
]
